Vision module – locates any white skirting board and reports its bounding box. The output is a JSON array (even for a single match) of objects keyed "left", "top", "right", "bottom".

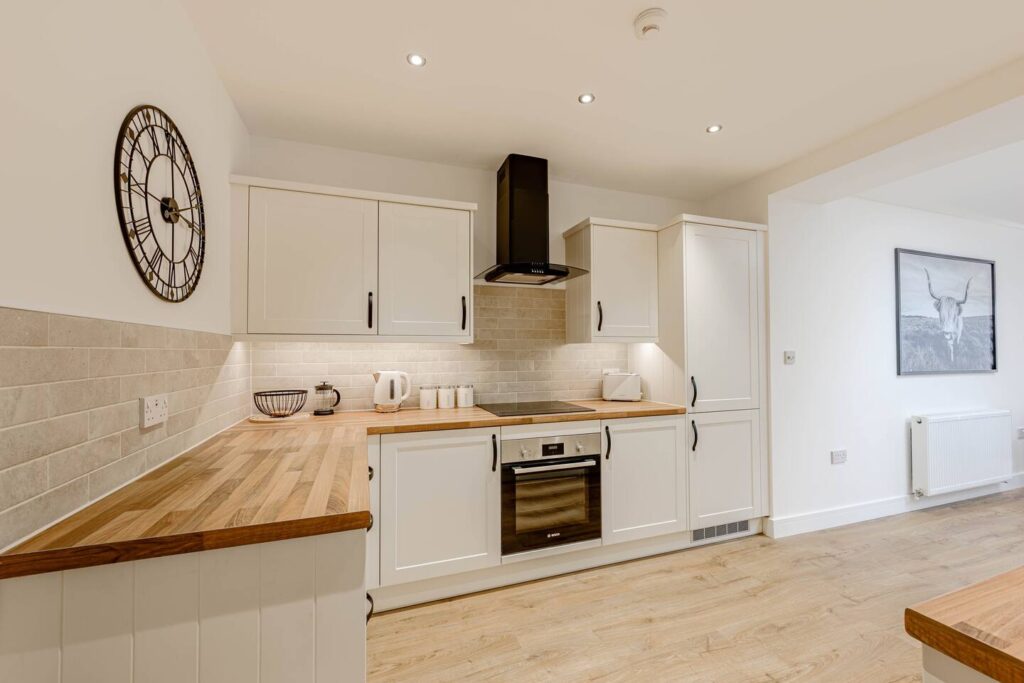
[
  {"left": 370, "top": 519, "right": 762, "bottom": 612},
  {"left": 0, "top": 531, "right": 367, "bottom": 683},
  {"left": 922, "top": 645, "right": 998, "bottom": 683},
  {"left": 764, "top": 474, "right": 1024, "bottom": 539}
]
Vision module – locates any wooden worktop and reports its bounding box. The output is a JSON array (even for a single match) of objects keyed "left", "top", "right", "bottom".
[
  {"left": 906, "top": 566, "right": 1024, "bottom": 682},
  {"left": 0, "top": 400, "right": 683, "bottom": 580}
]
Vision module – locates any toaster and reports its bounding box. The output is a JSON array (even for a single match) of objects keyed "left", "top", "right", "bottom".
[{"left": 602, "top": 371, "right": 642, "bottom": 401}]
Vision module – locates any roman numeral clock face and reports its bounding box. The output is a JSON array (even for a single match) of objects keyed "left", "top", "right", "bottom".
[{"left": 114, "top": 105, "right": 205, "bottom": 302}]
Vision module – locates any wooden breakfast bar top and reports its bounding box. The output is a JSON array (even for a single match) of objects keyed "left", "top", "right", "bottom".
[
  {"left": 906, "top": 565, "right": 1024, "bottom": 682},
  {"left": 0, "top": 400, "right": 684, "bottom": 580}
]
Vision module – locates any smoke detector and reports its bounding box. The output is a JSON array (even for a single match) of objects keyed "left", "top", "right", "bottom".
[{"left": 634, "top": 8, "right": 668, "bottom": 40}]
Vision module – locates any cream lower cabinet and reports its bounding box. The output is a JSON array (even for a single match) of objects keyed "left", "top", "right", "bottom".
[
  {"left": 688, "top": 410, "right": 762, "bottom": 528},
  {"left": 601, "top": 415, "right": 687, "bottom": 545},
  {"left": 380, "top": 427, "right": 501, "bottom": 586},
  {"left": 366, "top": 437, "right": 381, "bottom": 590}
]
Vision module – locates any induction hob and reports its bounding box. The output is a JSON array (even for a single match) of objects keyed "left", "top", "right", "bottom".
[{"left": 476, "top": 401, "right": 595, "bottom": 418}]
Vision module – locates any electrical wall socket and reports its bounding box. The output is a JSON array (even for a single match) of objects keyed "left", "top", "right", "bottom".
[
  {"left": 1017, "top": 427, "right": 1024, "bottom": 440},
  {"left": 783, "top": 350, "right": 796, "bottom": 365},
  {"left": 830, "top": 449, "right": 848, "bottom": 465},
  {"left": 140, "top": 394, "right": 168, "bottom": 429}
]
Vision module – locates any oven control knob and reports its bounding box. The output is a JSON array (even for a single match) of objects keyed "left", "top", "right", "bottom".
[
  {"left": 576, "top": 441, "right": 584, "bottom": 453},
  {"left": 520, "top": 445, "right": 530, "bottom": 458}
]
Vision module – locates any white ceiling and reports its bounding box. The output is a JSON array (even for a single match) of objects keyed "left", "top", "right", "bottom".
[
  {"left": 180, "top": 0, "right": 1024, "bottom": 200},
  {"left": 860, "top": 140, "right": 1024, "bottom": 228}
]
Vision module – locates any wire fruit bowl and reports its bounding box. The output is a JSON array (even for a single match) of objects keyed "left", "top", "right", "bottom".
[{"left": 253, "top": 390, "right": 308, "bottom": 418}]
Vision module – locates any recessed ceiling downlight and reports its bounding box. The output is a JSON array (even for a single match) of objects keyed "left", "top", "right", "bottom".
[
  {"left": 706, "top": 124, "right": 723, "bottom": 134},
  {"left": 406, "top": 53, "right": 427, "bottom": 67},
  {"left": 578, "top": 93, "right": 596, "bottom": 105}
]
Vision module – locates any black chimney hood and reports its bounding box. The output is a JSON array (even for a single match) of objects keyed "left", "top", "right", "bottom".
[{"left": 475, "top": 154, "right": 587, "bottom": 285}]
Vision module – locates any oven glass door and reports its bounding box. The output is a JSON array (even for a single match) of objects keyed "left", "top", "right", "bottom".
[{"left": 502, "top": 456, "right": 601, "bottom": 555}]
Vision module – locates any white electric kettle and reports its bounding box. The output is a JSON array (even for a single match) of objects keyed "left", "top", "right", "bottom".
[{"left": 372, "top": 371, "right": 411, "bottom": 413}]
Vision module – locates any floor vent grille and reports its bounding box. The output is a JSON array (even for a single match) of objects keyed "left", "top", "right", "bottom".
[{"left": 692, "top": 519, "right": 749, "bottom": 542}]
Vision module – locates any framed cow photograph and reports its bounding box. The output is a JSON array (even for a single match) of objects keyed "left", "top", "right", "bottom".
[{"left": 895, "top": 249, "right": 996, "bottom": 375}]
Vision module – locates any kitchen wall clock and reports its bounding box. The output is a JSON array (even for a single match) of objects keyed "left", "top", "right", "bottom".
[{"left": 114, "top": 104, "right": 205, "bottom": 302}]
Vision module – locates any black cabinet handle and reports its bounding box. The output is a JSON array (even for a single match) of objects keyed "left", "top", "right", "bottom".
[
  {"left": 368, "top": 465, "right": 374, "bottom": 481},
  {"left": 690, "top": 376, "right": 697, "bottom": 408},
  {"left": 367, "top": 292, "right": 374, "bottom": 328},
  {"left": 605, "top": 425, "right": 612, "bottom": 460},
  {"left": 597, "top": 301, "right": 603, "bottom": 332},
  {"left": 366, "top": 592, "right": 374, "bottom": 624},
  {"left": 461, "top": 296, "right": 467, "bottom": 330},
  {"left": 691, "top": 420, "right": 699, "bottom": 452},
  {"left": 492, "top": 433, "right": 498, "bottom": 472}
]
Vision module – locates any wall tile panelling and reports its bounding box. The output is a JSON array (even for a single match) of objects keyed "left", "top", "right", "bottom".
[
  {"left": 251, "top": 285, "right": 627, "bottom": 410},
  {"left": 0, "top": 308, "right": 250, "bottom": 550}
]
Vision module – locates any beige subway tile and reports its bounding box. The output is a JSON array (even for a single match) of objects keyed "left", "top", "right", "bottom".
[
  {"left": 120, "top": 372, "right": 167, "bottom": 402},
  {"left": 47, "top": 314, "right": 121, "bottom": 347},
  {"left": 121, "top": 322, "right": 167, "bottom": 348},
  {"left": 88, "top": 451, "right": 147, "bottom": 500},
  {"left": 0, "top": 385, "right": 49, "bottom": 429},
  {"left": 88, "top": 348, "right": 146, "bottom": 378},
  {"left": 47, "top": 377, "right": 121, "bottom": 417},
  {"left": 143, "top": 433, "right": 184, "bottom": 470},
  {"left": 145, "top": 349, "right": 183, "bottom": 372},
  {"left": 0, "top": 412, "right": 88, "bottom": 470},
  {"left": 88, "top": 401, "right": 137, "bottom": 440},
  {"left": 120, "top": 423, "right": 168, "bottom": 456},
  {"left": 0, "top": 478, "right": 88, "bottom": 549},
  {"left": 166, "top": 407, "right": 198, "bottom": 436},
  {"left": 0, "top": 348, "right": 89, "bottom": 387},
  {"left": 0, "top": 458, "right": 49, "bottom": 510},
  {"left": 0, "top": 308, "right": 48, "bottom": 346},
  {"left": 47, "top": 433, "right": 121, "bottom": 487},
  {"left": 164, "top": 328, "right": 197, "bottom": 349}
]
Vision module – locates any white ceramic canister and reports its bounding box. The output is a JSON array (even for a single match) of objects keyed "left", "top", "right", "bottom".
[
  {"left": 419, "top": 385, "right": 438, "bottom": 410},
  {"left": 437, "top": 385, "right": 456, "bottom": 409},
  {"left": 456, "top": 384, "right": 474, "bottom": 408}
]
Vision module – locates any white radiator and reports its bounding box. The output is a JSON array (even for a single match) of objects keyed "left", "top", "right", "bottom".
[{"left": 911, "top": 409, "right": 1013, "bottom": 497}]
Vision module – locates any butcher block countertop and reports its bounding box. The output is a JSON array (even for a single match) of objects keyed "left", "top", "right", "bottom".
[
  {"left": 0, "top": 400, "right": 684, "bottom": 580},
  {"left": 906, "top": 566, "right": 1024, "bottom": 682}
]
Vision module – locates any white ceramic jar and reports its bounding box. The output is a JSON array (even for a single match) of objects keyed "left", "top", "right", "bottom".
[
  {"left": 437, "top": 385, "right": 456, "bottom": 409},
  {"left": 456, "top": 384, "right": 474, "bottom": 408},
  {"left": 419, "top": 385, "right": 437, "bottom": 410}
]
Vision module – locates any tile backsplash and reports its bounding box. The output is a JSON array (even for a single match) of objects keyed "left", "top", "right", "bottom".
[
  {"left": 251, "top": 285, "right": 627, "bottom": 410},
  {"left": 0, "top": 308, "right": 250, "bottom": 549}
]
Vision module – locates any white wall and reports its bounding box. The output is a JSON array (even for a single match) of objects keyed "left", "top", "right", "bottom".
[
  {"left": 245, "top": 136, "right": 692, "bottom": 275},
  {"left": 0, "top": 0, "right": 248, "bottom": 334},
  {"left": 768, "top": 196, "right": 1024, "bottom": 533}
]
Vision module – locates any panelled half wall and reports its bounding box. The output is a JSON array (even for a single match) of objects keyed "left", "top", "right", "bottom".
[{"left": 0, "top": 308, "right": 250, "bottom": 549}]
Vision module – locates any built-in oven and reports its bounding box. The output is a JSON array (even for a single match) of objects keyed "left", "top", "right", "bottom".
[{"left": 501, "top": 431, "right": 602, "bottom": 556}]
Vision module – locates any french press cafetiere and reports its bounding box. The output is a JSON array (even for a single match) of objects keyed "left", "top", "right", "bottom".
[{"left": 312, "top": 381, "right": 342, "bottom": 416}]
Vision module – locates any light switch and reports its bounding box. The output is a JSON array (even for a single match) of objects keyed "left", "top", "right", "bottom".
[
  {"left": 783, "top": 350, "right": 796, "bottom": 365},
  {"left": 830, "top": 449, "right": 847, "bottom": 465}
]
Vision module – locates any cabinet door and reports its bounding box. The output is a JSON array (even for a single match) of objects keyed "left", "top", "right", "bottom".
[
  {"left": 378, "top": 202, "right": 471, "bottom": 336},
  {"left": 366, "top": 436, "right": 380, "bottom": 590},
  {"left": 380, "top": 428, "right": 500, "bottom": 585},
  {"left": 591, "top": 226, "right": 658, "bottom": 339},
  {"left": 248, "top": 188, "right": 377, "bottom": 334},
  {"left": 689, "top": 410, "right": 761, "bottom": 528},
  {"left": 602, "top": 416, "right": 686, "bottom": 545},
  {"left": 684, "top": 224, "right": 759, "bottom": 411}
]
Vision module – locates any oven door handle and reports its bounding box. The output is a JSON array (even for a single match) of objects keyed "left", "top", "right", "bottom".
[{"left": 512, "top": 460, "right": 597, "bottom": 475}]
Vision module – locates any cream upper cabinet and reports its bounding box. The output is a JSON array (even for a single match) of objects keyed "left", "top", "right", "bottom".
[
  {"left": 564, "top": 218, "right": 659, "bottom": 343},
  {"left": 684, "top": 223, "right": 760, "bottom": 412},
  {"left": 235, "top": 177, "right": 477, "bottom": 340},
  {"left": 380, "top": 428, "right": 501, "bottom": 586},
  {"left": 689, "top": 410, "right": 762, "bottom": 527},
  {"left": 378, "top": 202, "right": 472, "bottom": 338},
  {"left": 601, "top": 415, "right": 687, "bottom": 545},
  {"left": 248, "top": 187, "right": 378, "bottom": 334}
]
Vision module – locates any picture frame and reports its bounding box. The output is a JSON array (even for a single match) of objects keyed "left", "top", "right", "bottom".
[{"left": 895, "top": 249, "right": 996, "bottom": 376}]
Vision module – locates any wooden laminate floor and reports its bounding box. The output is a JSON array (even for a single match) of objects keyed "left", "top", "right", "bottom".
[{"left": 367, "top": 489, "right": 1024, "bottom": 682}]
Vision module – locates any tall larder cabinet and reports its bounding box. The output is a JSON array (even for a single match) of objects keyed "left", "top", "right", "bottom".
[{"left": 631, "top": 214, "right": 769, "bottom": 528}]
